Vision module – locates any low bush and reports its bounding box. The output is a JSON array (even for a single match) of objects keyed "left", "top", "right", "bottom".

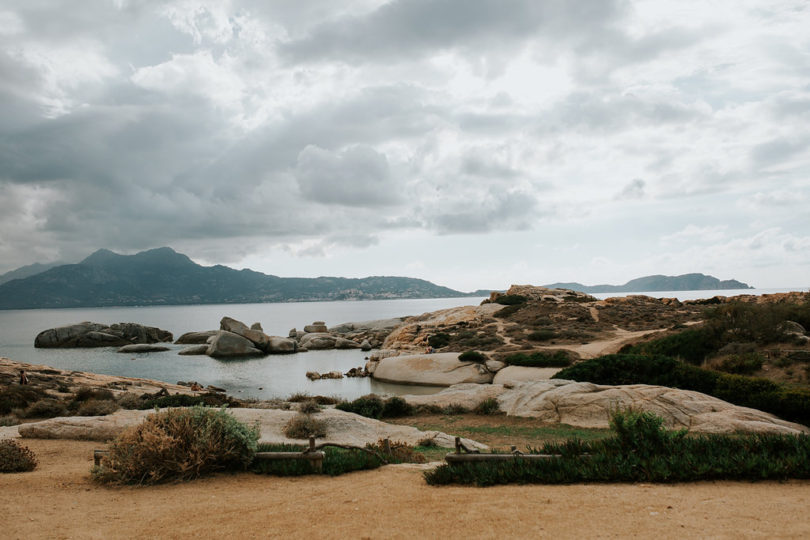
[
  {"left": 494, "top": 294, "right": 527, "bottom": 305},
  {"left": 0, "top": 439, "right": 38, "bottom": 473},
  {"left": 22, "top": 398, "right": 67, "bottom": 419},
  {"left": 137, "top": 392, "right": 233, "bottom": 410},
  {"left": 116, "top": 393, "right": 144, "bottom": 409},
  {"left": 716, "top": 353, "right": 764, "bottom": 375},
  {"left": 424, "top": 410, "right": 810, "bottom": 486},
  {"left": 298, "top": 400, "right": 322, "bottom": 414},
  {"left": 459, "top": 350, "right": 487, "bottom": 363},
  {"left": 0, "top": 386, "right": 49, "bottom": 415},
  {"left": 288, "top": 393, "right": 341, "bottom": 405},
  {"left": 527, "top": 330, "right": 557, "bottom": 342},
  {"left": 428, "top": 333, "right": 451, "bottom": 349},
  {"left": 92, "top": 406, "right": 258, "bottom": 485},
  {"left": 442, "top": 404, "right": 470, "bottom": 415},
  {"left": 623, "top": 327, "right": 719, "bottom": 365},
  {"left": 0, "top": 414, "right": 20, "bottom": 427},
  {"left": 74, "top": 387, "right": 115, "bottom": 402},
  {"left": 336, "top": 394, "right": 385, "bottom": 418},
  {"left": 283, "top": 414, "right": 327, "bottom": 439},
  {"left": 76, "top": 399, "right": 119, "bottom": 416},
  {"left": 253, "top": 444, "right": 385, "bottom": 476},
  {"left": 554, "top": 354, "right": 810, "bottom": 426},
  {"left": 504, "top": 351, "right": 571, "bottom": 368},
  {"left": 381, "top": 397, "right": 414, "bottom": 418},
  {"left": 494, "top": 304, "right": 524, "bottom": 318},
  {"left": 473, "top": 398, "right": 501, "bottom": 415}
]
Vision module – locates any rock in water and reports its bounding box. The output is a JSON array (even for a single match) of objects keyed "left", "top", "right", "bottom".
[
  {"left": 174, "top": 330, "right": 218, "bottom": 344},
  {"left": 117, "top": 344, "right": 170, "bottom": 353},
  {"left": 35, "top": 321, "right": 173, "bottom": 348},
  {"left": 303, "top": 321, "right": 328, "bottom": 333},
  {"left": 178, "top": 344, "right": 210, "bottom": 356},
  {"left": 206, "top": 331, "right": 263, "bottom": 358}
]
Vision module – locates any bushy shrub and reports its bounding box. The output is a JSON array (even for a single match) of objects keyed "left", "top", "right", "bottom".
[
  {"left": 116, "top": 393, "right": 144, "bottom": 409},
  {"left": 76, "top": 399, "right": 119, "bottom": 416},
  {"left": 0, "top": 386, "right": 49, "bottom": 415},
  {"left": 283, "top": 414, "right": 327, "bottom": 439},
  {"left": 298, "top": 400, "right": 322, "bottom": 414},
  {"left": 527, "top": 330, "right": 557, "bottom": 342},
  {"left": 336, "top": 395, "right": 385, "bottom": 419},
  {"left": 459, "top": 350, "right": 487, "bottom": 363},
  {"left": 494, "top": 304, "right": 524, "bottom": 318},
  {"left": 706, "top": 301, "right": 810, "bottom": 345},
  {"left": 495, "top": 294, "right": 527, "bottom": 305},
  {"left": 381, "top": 396, "right": 414, "bottom": 418},
  {"left": 428, "top": 333, "right": 451, "bottom": 349},
  {"left": 74, "top": 387, "right": 115, "bottom": 402},
  {"left": 624, "top": 327, "right": 719, "bottom": 365},
  {"left": 92, "top": 406, "right": 258, "bottom": 485},
  {"left": 442, "top": 404, "right": 470, "bottom": 415},
  {"left": 253, "top": 444, "right": 385, "bottom": 476},
  {"left": 138, "top": 392, "right": 233, "bottom": 410},
  {"left": 368, "top": 438, "right": 426, "bottom": 463},
  {"left": 22, "top": 398, "right": 67, "bottom": 419},
  {"left": 0, "top": 415, "right": 20, "bottom": 427},
  {"left": 288, "top": 393, "right": 341, "bottom": 405},
  {"left": 555, "top": 354, "right": 810, "bottom": 426},
  {"left": 505, "top": 351, "right": 571, "bottom": 368},
  {"left": 473, "top": 398, "right": 501, "bottom": 415},
  {"left": 424, "top": 410, "right": 810, "bottom": 486},
  {"left": 716, "top": 353, "right": 764, "bottom": 375},
  {"left": 0, "top": 440, "right": 38, "bottom": 473}
]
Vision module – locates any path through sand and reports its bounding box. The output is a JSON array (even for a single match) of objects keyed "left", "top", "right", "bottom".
[{"left": 2, "top": 439, "right": 810, "bottom": 539}]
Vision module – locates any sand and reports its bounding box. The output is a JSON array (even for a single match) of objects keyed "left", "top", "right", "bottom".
[{"left": 3, "top": 439, "right": 810, "bottom": 539}]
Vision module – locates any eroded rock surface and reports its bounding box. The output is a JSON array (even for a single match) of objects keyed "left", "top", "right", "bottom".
[
  {"left": 372, "top": 353, "right": 493, "bottom": 386},
  {"left": 35, "top": 322, "right": 173, "bottom": 348}
]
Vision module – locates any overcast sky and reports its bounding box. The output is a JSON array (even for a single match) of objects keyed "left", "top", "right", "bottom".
[{"left": 0, "top": 0, "right": 808, "bottom": 290}]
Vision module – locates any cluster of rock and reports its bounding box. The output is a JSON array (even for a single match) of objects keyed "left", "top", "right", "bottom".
[
  {"left": 305, "top": 366, "right": 368, "bottom": 381},
  {"left": 34, "top": 322, "right": 173, "bottom": 349},
  {"left": 175, "top": 317, "right": 298, "bottom": 358},
  {"left": 484, "top": 285, "right": 595, "bottom": 304}
]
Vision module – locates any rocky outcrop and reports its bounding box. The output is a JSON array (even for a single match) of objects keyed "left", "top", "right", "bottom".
[
  {"left": 402, "top": 380, "right": 809, "bottom": 435},
  {"left": 492, "top": 366, "right": 561, "bottom": 385},
  {"left": 178, "top": 344, "right": 209, "bottom": 355},
  {"left": 34, "top": 322, "right": 173, "bottom": 348},
  {"left": 206, "top": 331, "right": 263, "bottom": 358},
  {"left": 218, "top": 317, "right": 297, "bottom": 354},
  {"left": 372, "top": 353, "right": 493, "bottom": 386},
  {"left": 117, "top": 344, "right": 171, "bottom": 353},
  {"left": 299, "top": 333, "right": 361, "bottom": 350},
  {"left": 382, "top": 304, "right": 503, "bottom": 352},
  {"left": 174, "top": 330, "right": 217, "bottom": 344},
  {"left": 303, "top": 321, "right": 328, "bottom": 333},
  {"left": 489, "top": 285, "right": 596, "bottom": 303},
  {"left": 329, "top": 317, "right": 406, "bottom": 348},
  {"left": 15, "top": 407, "right": 488, "bottom": 450}
]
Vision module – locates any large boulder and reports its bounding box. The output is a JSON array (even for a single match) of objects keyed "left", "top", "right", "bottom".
[
  {"left": 266, "top": 336, "right": 297, "bottom": 354},
  {"left": 372, "top": 353, "right": 493, "bottom": 386},
  {"left": 492, "top": 366, "right": 561, "bottom": 385},
  {"left": 299, "top": 333, "right": 337, "bottom": 350},
  {"left": 178, "top": 344, "right": 209, "bottom": 356},
  {"left": 220, "top": 316, "right": 272, "bottom": 351},
  {"left": 35, "top": 322, "right": 173, "bottom": 348},
  {"left": 174, "top": 330, "right": 218, "bottom": 344},
  {"left": 303, "top": 321, "right": 328, "bottom": 333},
  {"left": 403, "top": 383, "right": 505, "bottom": 410},
  {"left": 206, "top": 331, "right": 263, "bottom": 358},
  {"left": 15, "top": 408, "right": 487, "bottom": 450},
  {"left": 117, "top": 344, "right": 170, "bottom": 353}
]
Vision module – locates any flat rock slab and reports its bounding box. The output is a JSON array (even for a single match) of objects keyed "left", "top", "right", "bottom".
[
  {"left": 15, "top": 408, "right": 487, "bottom": 450},
  {"left": 372, "top": 353, "right": 493, "bottom": 386},
  {"left": 492, "top": 366, "right": 562, "bottom": 385},
  {"left": 117, "top": 344, "right": 171, "bottom": 353},
  {"left": 401, "top": 379, "right": 809, "bottom": 435}
]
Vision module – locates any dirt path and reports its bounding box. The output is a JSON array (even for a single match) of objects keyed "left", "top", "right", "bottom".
[
  {"left": 536, "top": 327, "right": 668, "bottom": 359},
  {"left": 3, "top": 439, "right": 810, "bottom": 539}
]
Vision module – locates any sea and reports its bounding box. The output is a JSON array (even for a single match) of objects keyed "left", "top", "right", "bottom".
[{"left": 0, "top": 288, "right": 804, "bottom": 400}]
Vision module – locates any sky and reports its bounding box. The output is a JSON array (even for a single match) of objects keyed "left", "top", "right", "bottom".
[{"left": 0, "top": 0, "right": 808, "bottom": 291}]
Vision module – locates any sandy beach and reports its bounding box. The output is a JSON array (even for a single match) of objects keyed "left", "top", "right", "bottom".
[{"left": 3, "top": 438, "right": 810, "bottom": 539}]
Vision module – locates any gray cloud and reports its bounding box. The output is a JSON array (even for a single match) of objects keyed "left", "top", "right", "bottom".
[
  {"left": 616, "top": 178, "right": 646, "bottom": 200},
  {"left": 428, "top": 190, "right": 541, "bottom": 234}
]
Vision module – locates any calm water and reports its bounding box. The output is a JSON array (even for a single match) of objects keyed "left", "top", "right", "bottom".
[
  {"left": 0, "top": 297, "right": 485, "bottom": 400},
  {"left": 0, "top": 288, "right": 804, "bottom": 399}
]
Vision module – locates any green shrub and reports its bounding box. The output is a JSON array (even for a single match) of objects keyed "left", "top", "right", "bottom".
[
  {"left": 253, "top": 444, "right": 384, "bottom": 476},
  {"left": 424, "top": 410, "right": 810, "bottom": 486},
  {"left": 473, "top": 398, "right": 501, "bottom": 415},
  {"left": 442, "top": 404, "right": 469, "bottom": 415},
  {"left": 298, "top": 400, "right": 322, "bottom": 414},
  {"left": 527, "top": 330, "right": 557, "bottom": 342},
  {"left": 288, "top": 393, "right": 341, "bottom": 405},
  {"left": 495, "top": 294, "right": 527, "bottom": 305},
  {"left": 459, "top": 351, "right": 487, "bottom": 363},
  {"left": 336, "top": 394, "right": 385, "bottom": 419},
  {"left": 624, "top": 327, "right": 719, "bottom": 365},
  {"left": 116, "top": 393, "right": 144, "bottom": 409},
  {"left": 22, "top": 398, "right": 67, "bottom": 419},
  {"left": 381, "top": 397, "right": 414, "bottom": 418},
  {"left": 0, "top": 386, "right": 49, "bottom": 415},
  {"left": 494, "top": 304, "right": 524, "bottom": 318},
  {"left": 92, "top": 406, "right": 259, "bottom": 484},
  {"left": 74, "top": 387, "right": 115, "bottom": 402},
  {"left": 283, "top": 414, "right": 327, "bottom": 439},
  {"left": 555, "top": 354, "right": 810, "bottom": 426},
  {"left": 428, "top": 333, "right": 451, "bottom": 349},
  {"left": 0, "top": 440, "right": 38, "bottom": 473},
  {"left": 505, "top": 351, "right": 571, "bottom": 368},
  {"left": 138, "top": 392, "right": 232, "bottom": 410},
  {"left": 77, "top": 399, "right": 119, "bottom": 416},
  {"left": 717, "top": 353, "right": 764, "bottom": 375}
]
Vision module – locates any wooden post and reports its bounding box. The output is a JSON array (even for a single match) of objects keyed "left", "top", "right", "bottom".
[
  {"left": 309, "top": 437, "right": 316, "bottom": 452},
  {"left": 93, "top": 449, "right": 109, "bottom": 466},
  {"left": 455, "top": 436, "right": 461, "bottom": 454},
  {"left": 383, "top": 438, "right": 391, "bottom": 455}
]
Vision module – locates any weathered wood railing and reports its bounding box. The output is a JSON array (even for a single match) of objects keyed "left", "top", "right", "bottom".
[{"left": 444, "top": 436, "right": 562, "bottom": 465}]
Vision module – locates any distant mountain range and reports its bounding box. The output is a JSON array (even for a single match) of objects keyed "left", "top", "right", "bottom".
[
  {"left": 0, "top": 261, "right": 65, "bottom": 285},
  {"left": 0, "top": 247, "right": 475, "bottom": 310},
  {"left": 544, "top": 273, "right": 753, "bottom": 294}
]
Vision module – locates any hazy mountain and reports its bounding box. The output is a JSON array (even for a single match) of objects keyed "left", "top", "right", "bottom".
[
  {"left": 0, "top": 247, "right": 472, "bottom": 309},
  {"left": 0, "top": 261, "right": 65, "bottom": 285},
  {"left": 544, "top": 273, "right": 753, "bottom": 293}
]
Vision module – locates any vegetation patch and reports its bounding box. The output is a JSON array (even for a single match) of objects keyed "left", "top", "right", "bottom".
[
  {"left": 527, "top": 329, "right": 557, "bottom": 342},
  {"left": 504, "top": 351, "right": 571, "bottom": 368},
  {"left": 283, "top": 414, "right": 327, "bottom": 439},
  {"left": 76, "top": 399, "right": 119, "bottom": 416},
  {"left": 458, "top": 350, "right": 487, "bottom": 363},
  {"left": 336, "top": 395, "right": 415, "bottom": 419},
  {"left": 472, "top": 398, "right": 501, "bottom": 415},
  {"left": 554, "top": 354, "right": 810, "bottom": 426},
  {"left": 0, "top": 385, "right": 49, "bottom": 415},
  {"left": 428, "top": 333, "right": 451, "bottom": 349},
  {"left": 716, "top": 352, "right": 765, "bottom": 375},
  {"left": 0, "top": 439, "right": 38, "bottom": 473},
  {"left": 92, "top": 406, "right": 259, "bottom": 485},
  {"left": 424, "top": 410, "right": 810, "bottom": 486},
  {"left": 494, "top": 294, "right": 527, "bottom": 305}
]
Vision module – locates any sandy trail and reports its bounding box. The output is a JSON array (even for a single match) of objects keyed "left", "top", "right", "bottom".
[
  {"left": 536, "top": 327, "right": 668, "bottom": 359},
  {"left": 2, "top": 439, "right": 810, "bottom": 539}
]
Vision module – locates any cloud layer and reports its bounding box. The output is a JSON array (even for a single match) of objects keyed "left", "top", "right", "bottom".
[{"left": 0, "top": 0, "right": 808, "bottom": 288}]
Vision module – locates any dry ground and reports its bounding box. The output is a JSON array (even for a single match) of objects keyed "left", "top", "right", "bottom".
[{"left": 3, "top": 438, "right": 810, "bottom": 539}]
